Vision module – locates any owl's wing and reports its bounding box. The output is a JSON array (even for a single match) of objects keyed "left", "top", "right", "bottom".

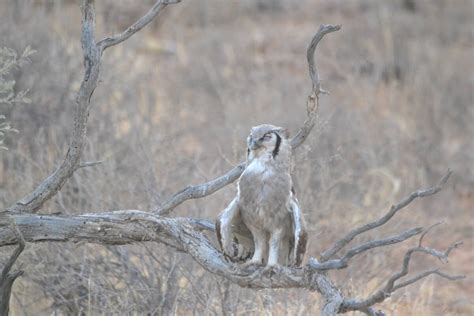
[
  {"left": 288, "top": 192, "right": 308, "bottom": 266},
  {"left": 216, "top": 197, "right": 254, "bottom": 261}
]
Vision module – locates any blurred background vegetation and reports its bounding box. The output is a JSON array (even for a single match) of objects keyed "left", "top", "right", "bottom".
[{"left": 0, "top": 0, "right": 472, "bottom": 314}]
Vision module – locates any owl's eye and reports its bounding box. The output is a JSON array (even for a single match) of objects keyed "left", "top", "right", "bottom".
[{"left": 260, "top": 134, "right": 272, "bottom": 141}]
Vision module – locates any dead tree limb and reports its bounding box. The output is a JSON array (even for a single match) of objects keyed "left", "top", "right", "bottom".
[
  {"left": 6, "top": 0, "right": 101, "bottom": 214},
  {"left": 0, "top": 177, "right": 464, "bottom": 315},
  {"left": 340, "top": 226, "right": 465, "bottom": 314},
  {"left": 308, "top": 227, "right": 423, "bottom": 270},
  {"left": 0, "top": 221, "right": 26, "bottom": 316},
  {"left": 97, "top": 0, "right": 179, "bottom": 52}
]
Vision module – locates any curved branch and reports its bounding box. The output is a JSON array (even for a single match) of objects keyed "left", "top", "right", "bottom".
[
  {"left": 156, "top": 24, "right": 342, "bottom": 216},
  {"left": 307, "top": 24, "right": 341, "bottom": 96},
  {"left": 308, "top": 272, "right": 343, "bottom": 316},
  {"left": 97, "top": 0, "right": 180, "bottom": 53},
  {"left": 392, "top": 269, "right": 464, "bottom": 291},
  {"left": 320, "top": 170, "right": 452, "bottom": 262},
  {"left": 156, "top": 164, "right": 246, "bottom": 216}
]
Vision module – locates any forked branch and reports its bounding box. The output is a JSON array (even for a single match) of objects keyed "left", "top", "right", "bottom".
[
  {"left": 341, "top": 226, "right": 465, "bottom": 314},
  {"left": 308, "top": 227, "right": 422, "bottom": 270},
  {"left": 5, "top": 0, "right": 100, "bottom": 214},
  {"left": 97, "top": 0, "right": 180, "bottom": 52},
  {"left": 0, "top": 221, "right": 25, "bottom": 316},
  {"left": 320, "top": 169, "right": 452, "bottom": 262},
  {"left": 6, "top": 0, "right": 179, "bottom": 215}
]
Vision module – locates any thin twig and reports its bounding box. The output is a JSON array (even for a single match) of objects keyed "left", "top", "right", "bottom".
[
  {"left": 76, "top": 160, "right": 103, "bottom": 170},
  {"left": 97, "top": 0, "right": 181, "bottom": 52},
  {"left": 308, "top": 227, "right": 422, "bottom": 270},
  {"left": 392, "top": 269, "right": 464, "bottom": 291},
  {"left": 418, "top": 221, "right": 443, "bottom": 247}
]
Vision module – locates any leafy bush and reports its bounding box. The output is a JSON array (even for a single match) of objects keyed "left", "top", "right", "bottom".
[{"left": 0, "top": 46, "right": 35, "bottom": 149}]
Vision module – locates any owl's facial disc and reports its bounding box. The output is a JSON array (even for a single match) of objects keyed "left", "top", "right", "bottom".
[{"left": 248, "top": 132, "right": 276, "bottom": 151}]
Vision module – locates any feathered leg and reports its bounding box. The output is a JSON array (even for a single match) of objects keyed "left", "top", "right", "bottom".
[
  {"left": 243, "top": 226, "right": 267, "bottom": 266},
  {"left": 268, "top": 228, "right": 284, "bottom": 266}
]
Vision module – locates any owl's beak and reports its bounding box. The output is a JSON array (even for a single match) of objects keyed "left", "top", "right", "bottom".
[{"left": 249, "top": 139, "right": 261, "bottom": 150}]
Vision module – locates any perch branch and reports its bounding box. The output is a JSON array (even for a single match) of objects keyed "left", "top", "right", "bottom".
[
  {"left": 156, "top": 24, "right": 341, "bottom": 216},
  {"left": 0, "top": 211, "right": 305, "bottom": 289},
  {"left": 320, "top": 170, "right": 452, "bottom": 262},
  {"left": 97, "top": 0, "right": 180, "bottom": 52},
  {"left": 0, "top": 206, "right": 463, "bottom": 315}
]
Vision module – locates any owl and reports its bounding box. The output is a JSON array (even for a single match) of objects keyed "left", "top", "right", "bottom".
[{"left": 216, "top": 124, "right": 307, "bottom": 267}]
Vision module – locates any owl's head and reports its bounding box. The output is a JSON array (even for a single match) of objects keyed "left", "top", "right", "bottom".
[{"left": 247, "top": 124, "right": 290, "bottom": 159}]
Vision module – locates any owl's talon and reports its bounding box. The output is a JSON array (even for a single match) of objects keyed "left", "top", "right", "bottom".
[
  {"left": 262, "top": 264, "right": 281, "bottom": 277},
  {"left": 241, "top": 260, "right": 262, "bottom": 272}
]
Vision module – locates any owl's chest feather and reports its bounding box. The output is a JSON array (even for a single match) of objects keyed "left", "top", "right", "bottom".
[{"left": 238, "top": 158, "right": 291, "bottom": 212}]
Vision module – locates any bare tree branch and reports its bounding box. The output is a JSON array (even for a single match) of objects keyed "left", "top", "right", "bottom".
[
  {"left": 418, "top": 221, "right": 443, "bottom": 247},
  {"left": 307, "top": 24, "right": 342, "bottom": 97},
  {"left": 320, "top": 170, "right": 452, "bottom": 262},
  {"left": 97, "top": 0, "right": 180, "bottom": 53},
  {"left": 156, "top": 164, "right": 246, "bottom": 216},
  {"left": 0, "top": 220, "right": 25, "bottom": 316},
  {"left": 5, "top": 0, "right": 100, "bottom": 214},
  {"left": 0, "top": 211, "right": 306, "bottom": 289},
  {"left": 156, "top": 24, "right": 342, "bottom": 216},
  {"left": 308, "top": 227, "right": 422, "bottom": 270},
  {"left": 76, "top": 160, "right": 103, "bottom": 170},
  {"left": 340, "top": 229, "right": 464, "bottom": 314},
  {"left": 307, "top": 272, "right": 343, "bottom": 316},
  {"left": 392, "top": 269, "right": 464, "bottom": 291}
]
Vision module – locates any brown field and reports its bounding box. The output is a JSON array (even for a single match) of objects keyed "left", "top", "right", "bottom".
[{"left": 1, "top": 0, "right": 472, "bottom": 315}]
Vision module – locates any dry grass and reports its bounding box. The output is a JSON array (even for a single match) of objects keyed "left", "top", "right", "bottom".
[{"left": 0, "top": 0, "right": 472, "bottom": 315}]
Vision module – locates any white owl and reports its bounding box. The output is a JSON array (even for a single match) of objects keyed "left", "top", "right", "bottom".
[{"left": 216, "top": 124, "right": 307, "bottom": 267}]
